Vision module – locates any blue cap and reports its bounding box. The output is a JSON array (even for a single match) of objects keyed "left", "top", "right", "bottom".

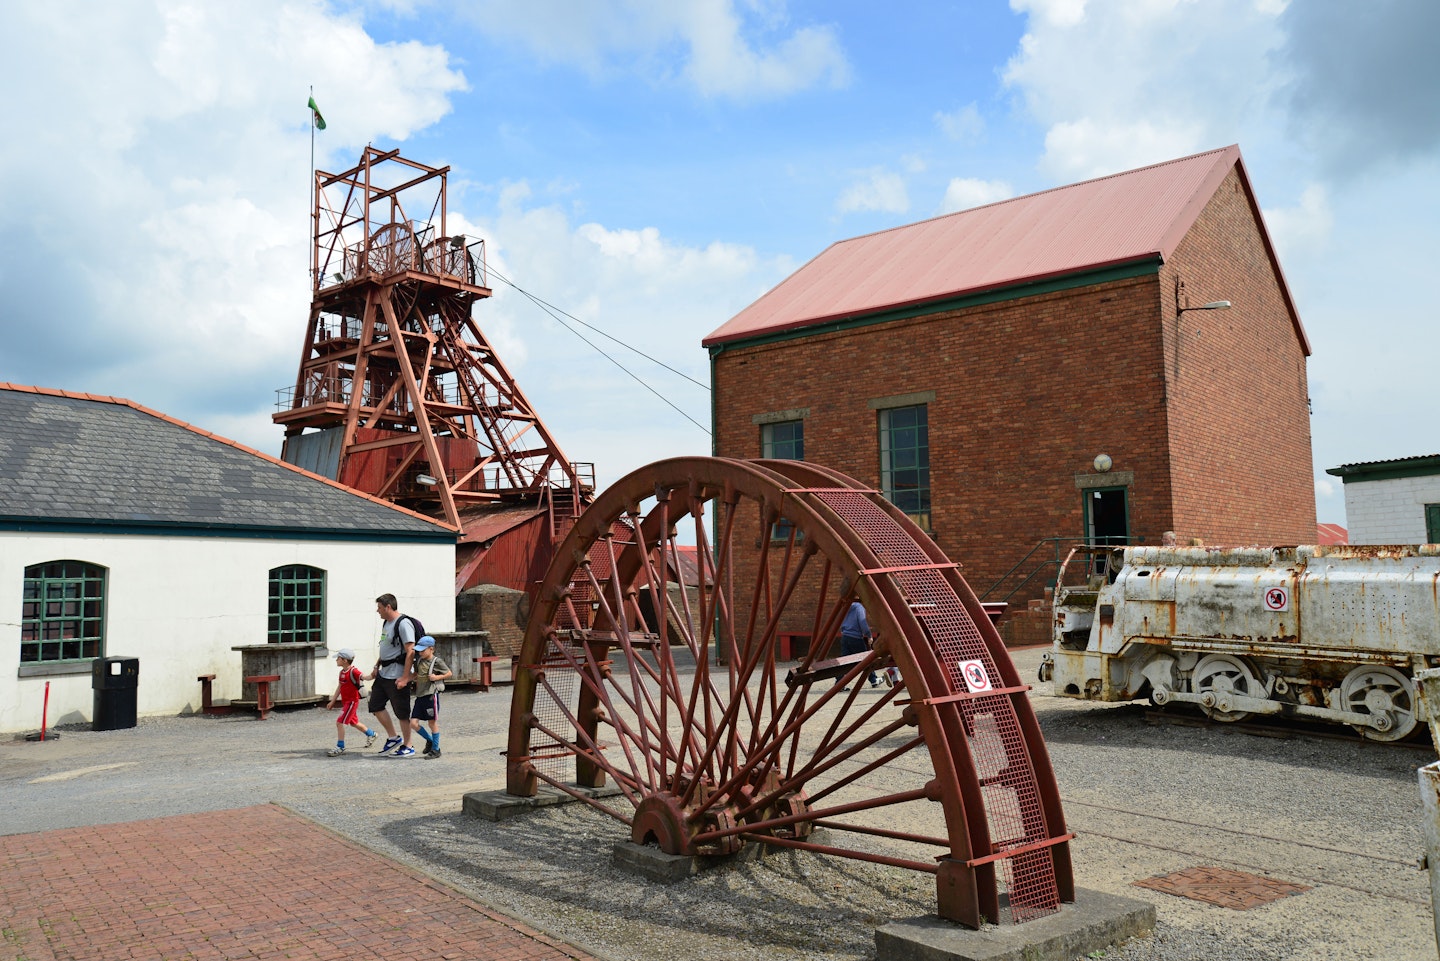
[{"left": 415, "top": 635, "right": 435, "bottom": 651}]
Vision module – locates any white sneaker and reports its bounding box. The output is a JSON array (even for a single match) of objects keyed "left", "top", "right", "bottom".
[{"left": 326, "top": 746, "right": 345, "bottom": 756}]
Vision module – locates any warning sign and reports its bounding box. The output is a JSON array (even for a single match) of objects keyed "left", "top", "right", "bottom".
[
  {"left": 1263, "top": 587, "right": 1290, "bottom": 612},
  {"left": 958, "top": 659, "right": 992, "bottom": 693}
]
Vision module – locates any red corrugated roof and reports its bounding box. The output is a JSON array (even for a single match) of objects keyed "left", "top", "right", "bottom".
[
  {"left": 456, "top": 503, "right": 547, "bottom": 545},
  {"left": 1316, "top": 523, "right": 1348, "bottom": 545},
  {"left": 704, "top": 145, "right": 1307, "bottom": 353}
]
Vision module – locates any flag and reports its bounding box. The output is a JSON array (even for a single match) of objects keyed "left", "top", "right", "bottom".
[{"left": 307, "top": 96, "right": 326, "bottom": 131}]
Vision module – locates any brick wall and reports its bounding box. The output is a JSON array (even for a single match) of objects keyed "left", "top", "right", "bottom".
[
  {"left": 1159, "top": 167, "right": 1316, "bottom": 544},
  {"left": 710, "top": 166, "right": 1316, "bottom": 632},
  {"left": 712, "top": 273, "right": 1175, "bottom": 621}
]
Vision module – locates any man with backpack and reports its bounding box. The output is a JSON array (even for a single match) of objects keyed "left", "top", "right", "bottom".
[{"left": 369, "top": 593, "right": 423, "bottom": 758}]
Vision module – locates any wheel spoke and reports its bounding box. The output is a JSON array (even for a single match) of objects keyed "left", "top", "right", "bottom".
[{"left": 505, "top": 457, "right": 1073, "bottom": 930}]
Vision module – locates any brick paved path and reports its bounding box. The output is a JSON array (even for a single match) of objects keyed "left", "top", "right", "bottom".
[{"left": 0, "top": 804, "right": 594, "bottom": 961}]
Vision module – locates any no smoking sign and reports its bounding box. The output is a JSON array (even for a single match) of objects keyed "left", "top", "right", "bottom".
[
  {"left": 957, "top": 659, "right": 992, "bottom": 693},
  {"left": 1263, "top": 586, "right": 1290, "bottom": 612}
]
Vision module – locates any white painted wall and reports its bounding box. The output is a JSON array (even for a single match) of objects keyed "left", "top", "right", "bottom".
[
  {"left": 1, "top": 532, "right": 455, "bottom": 733},
  {"left": 1343, "top": 474, "right": 1440, "bottom": 544}
]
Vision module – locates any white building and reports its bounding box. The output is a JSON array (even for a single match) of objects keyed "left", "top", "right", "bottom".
[
  {"left": 1, "top": 384, "right": 457, "bottom": 734},
  {"left": 1326, "top": 455, "right": 1440, "bottom": 545}
]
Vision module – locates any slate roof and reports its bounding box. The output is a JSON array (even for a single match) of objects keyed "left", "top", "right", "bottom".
[
  {"left": 704, "top": 145, "right": 1307, "bottom": 353},
  {"left": 0, "top": 384, "right": 456, "bottom": 540}
]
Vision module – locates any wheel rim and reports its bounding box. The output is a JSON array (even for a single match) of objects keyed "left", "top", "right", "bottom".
[
  {"left": 504, "top": 457, "right": 1073, "bottom": 928},
  {"left": 1340, "top": 665, "right": 1416, "bottom": 742},
  {"left": 1192, "top": 654, "right": 1260, "bottom": 722}
]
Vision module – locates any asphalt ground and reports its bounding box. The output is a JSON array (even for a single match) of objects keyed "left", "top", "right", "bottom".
[{"left": 2, "top": 648, "right": 1434, "bottom": 961}]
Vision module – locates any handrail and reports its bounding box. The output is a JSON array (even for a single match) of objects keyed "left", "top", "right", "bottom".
[{"left": 979, "top": 536, "right": 1141, "bottom": 604}]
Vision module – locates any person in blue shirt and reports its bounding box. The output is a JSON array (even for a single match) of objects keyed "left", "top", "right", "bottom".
[{"left": 839, "top": 599, "right": 883, "bottom": 688}]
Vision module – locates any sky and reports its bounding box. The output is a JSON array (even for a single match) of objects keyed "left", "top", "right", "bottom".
[{"left": 2, "top": 0, "right": 1436, "bottom": 528}]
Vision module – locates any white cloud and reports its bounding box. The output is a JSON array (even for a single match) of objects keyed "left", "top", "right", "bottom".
[
  {"left": 0, "top": 1, "right": 465, "bottom": 444},
  {"left": 935, "top": 102, "right": 985, "bottom": 143},
  {"left": 836, "top": 169, "right": 909, "bottom": 215},
  {"left": 460, "top": 183, "right": 792, "bottom": 486},
  {"left": 1262, "top": 183, "right": 1333, "bottom": 261},
  {"left": 1041, "top": 117, "right": 1205, "bottom": 180},
  {"left": 938, "top": 178, "right": 1015, "bottom": 214},
  {"left": 1009, "top": 0, "right": 1087, "bottom": 29},
  {"left": 452, "top": 0, "right": 849, "bottom": 100},
  {"left": 1003, "top": 0, "right": 1286, "bottom": 179}
]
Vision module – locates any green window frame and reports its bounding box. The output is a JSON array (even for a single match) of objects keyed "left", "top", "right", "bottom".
[
  {"left": 21, "top": 560, "right": 107, "bottom": 664},
  {"left": 268, "top": 565, "right": 326, "bottom": 645},
  {"left": 879, "top": 404, "right": 931, "bottom": 530},
  {"left": 761, "top": 421, "right": 805, "bottom": 540},
  {"left": 761, "top": 420, "right": 804, "bottom": 461},
  {"left": 1426, "top": 504, "right": 1440, "bottom": 544}
]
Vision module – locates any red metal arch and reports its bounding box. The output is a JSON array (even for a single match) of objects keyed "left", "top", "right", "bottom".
[{"left": 505, "top": 457, "right": 1072, "bottom": 927}]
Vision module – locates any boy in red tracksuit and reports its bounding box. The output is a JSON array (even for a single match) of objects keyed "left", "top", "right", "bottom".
[{"left": 326, "top": 648, "right": 377, "bottom": 756}]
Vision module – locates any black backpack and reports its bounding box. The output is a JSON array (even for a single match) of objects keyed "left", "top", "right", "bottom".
[
  {"left": 380, "top": 614, "right": 427, "bottom": 666},
  {"left": 399, "top": 613, "right": 426, "bottom": 645}
]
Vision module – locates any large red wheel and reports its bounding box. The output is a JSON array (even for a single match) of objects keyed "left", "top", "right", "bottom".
[{"left": 505, "top": 457, "right": 1073, "bottom": 928}]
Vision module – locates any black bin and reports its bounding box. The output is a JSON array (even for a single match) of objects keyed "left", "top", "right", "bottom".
[{"left": 92, "top": 656, "right": 139, "bottom": 731}]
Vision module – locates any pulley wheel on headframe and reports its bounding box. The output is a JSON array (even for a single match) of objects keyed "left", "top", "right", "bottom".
[{"left": 505, "top": 457, "right": 1073, "bottom": 928}]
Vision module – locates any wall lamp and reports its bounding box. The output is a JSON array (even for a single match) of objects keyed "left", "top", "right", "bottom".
[
  {"left": 1177, "top": 300, "right": 1231, "bottom": 315},
  {"left": 415, "top": 474, "right": 438, "bottom": 486}
]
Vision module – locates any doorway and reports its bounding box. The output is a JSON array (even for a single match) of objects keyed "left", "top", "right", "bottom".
[
  {"left": 1084, "top": 486, "right": 1129, "bottom": 580},
  {"left": 1084, "top": 486, "right": 1129, "bottom": 545}
]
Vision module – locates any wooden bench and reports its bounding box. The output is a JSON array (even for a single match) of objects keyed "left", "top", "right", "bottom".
[
  {"left": 195, "top": 674, "right": 232, "bottom": 716},
  {"left": 472, "top": 655, "right": 517, "bottom": 692},
  {"left": 775, "top": 632, "right": 810, "bottom": 662},
  {"left": 243, "top": 674, "right": 281, "bottom": 719}
]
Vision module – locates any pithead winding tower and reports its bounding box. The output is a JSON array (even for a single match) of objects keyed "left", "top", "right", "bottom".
[{"left": 275, "top": 148, "right": 592, "bottom": 592}]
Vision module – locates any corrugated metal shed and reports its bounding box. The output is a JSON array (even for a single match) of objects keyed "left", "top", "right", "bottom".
[{"left": 703, "top": 145, "right": 1306, "bottom": 353}]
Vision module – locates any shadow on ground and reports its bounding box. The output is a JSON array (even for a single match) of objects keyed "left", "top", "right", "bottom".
[{"left": 380, "top": 803, "right": 936, "bottom": 959}]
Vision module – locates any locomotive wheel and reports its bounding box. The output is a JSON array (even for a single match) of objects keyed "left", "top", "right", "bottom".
[
  {"left": 1192, "top": 654, "right": 1262, "bottom": 722},
  {"left": 504, "top": 457, "right": 1073, "bottom": 929},
  {"left": 1340, "top": 665, "right": 1417, "bottom": 742}
]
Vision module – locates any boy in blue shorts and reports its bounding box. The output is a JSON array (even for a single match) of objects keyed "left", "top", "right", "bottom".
[{"left": 409, "top": 636, "right": 452, "bottom": 758}]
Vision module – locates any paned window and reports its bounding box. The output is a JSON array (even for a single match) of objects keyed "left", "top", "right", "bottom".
[
  {"left": 1426, "top": 504, "right": 1440, "bottom": 544},
  {"left": 761, "top": 420, "right": 804, "bottom": 461},
  {"left": 879, "top": 404, "right": 931, "bottom": 530},
  {"left": 761, "top": 421, "right": 804, "bottom": 539},
  {"left": 268, "top": 565, "right": 326, "bottom": 644},
  {"left": 21, "top": 561, "right": 106, "bottom": 664}
]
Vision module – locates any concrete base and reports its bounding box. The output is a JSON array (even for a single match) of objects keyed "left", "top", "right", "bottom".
[
  {"left": 462, "top": 784, "right": 622, "bottom": 822},
  {"left": 875, "top": 888, "right": 1155, "bottom": 961},
  {"left": 612, "top": 830, "right": 829, "bottom": 883}
]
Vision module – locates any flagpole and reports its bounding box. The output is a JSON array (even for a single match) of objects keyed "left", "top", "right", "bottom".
[{"left": 309, "top": 84, "right": 315, "bottom": 290}]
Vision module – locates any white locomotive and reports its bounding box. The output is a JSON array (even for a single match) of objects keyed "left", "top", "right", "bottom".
[{"left": 1039, "top": 545, "right": 1440, "bottom": 741}]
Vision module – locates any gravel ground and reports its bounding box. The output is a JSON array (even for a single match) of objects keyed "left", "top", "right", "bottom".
[{"left": 3, "top": 648, "right": 1434, "bottom": 961}]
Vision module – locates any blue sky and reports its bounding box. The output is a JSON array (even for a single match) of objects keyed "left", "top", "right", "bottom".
[{"left": 2, "top": 0, "right": 1437, "bottom": 529}]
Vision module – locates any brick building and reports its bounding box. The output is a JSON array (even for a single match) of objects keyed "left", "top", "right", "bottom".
[{"left": 703, "top": 146, "right": 1316, "bottom": 624}]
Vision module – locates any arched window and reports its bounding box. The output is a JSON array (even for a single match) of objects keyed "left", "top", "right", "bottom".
[
  {"left": 268, "top": 565, "right": 325, "bottom": 645},
  {"left": 21, "top": 561, "right": 107, "bottom": 664}
]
